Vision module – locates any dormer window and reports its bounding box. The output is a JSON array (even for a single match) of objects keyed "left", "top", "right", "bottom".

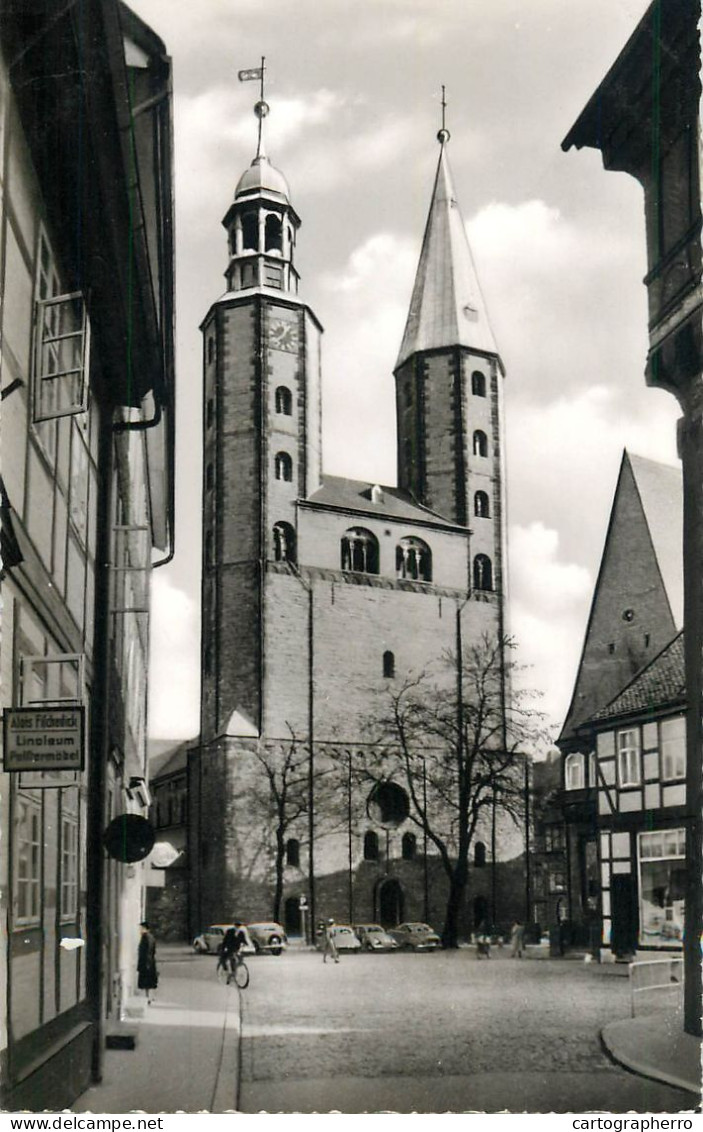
[
  {"left": 565, "top": 753, "right": 585, "bottom": 791},
  {"left": 396, "top": 537, "right": 432, "bottom": 582},
  {"left": 341, "top": 528, "right": 379, "bottom": 575}
]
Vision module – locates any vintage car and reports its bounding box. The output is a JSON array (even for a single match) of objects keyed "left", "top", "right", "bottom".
[
  {"left": 246, "top": 922, "right": 288, "bottom": 955},
  {"left": 388, "top": 922, "right": 441, "bottom": 951},
  {"left": 353, "top": 923, "right": 400, "bottom": 951}
]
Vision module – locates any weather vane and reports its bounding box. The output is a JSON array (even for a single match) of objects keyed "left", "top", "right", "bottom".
[
  {"left": 238, "top": 56, "right": 268, "bottom": 157},
  {"left": 438, "top": 84, "right": 450, "bottom": 145}
]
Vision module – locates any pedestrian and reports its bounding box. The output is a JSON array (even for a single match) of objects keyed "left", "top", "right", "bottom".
[
  {"left": 322, "top": 917, "right": 340, "bottom": 964},
  {"left": 510, "top": 919, "right": 525, "bottom": 959},
  {"left": 476, "top": 919, "right": 491, "bottom": 959},
  {"left": 137, "top": 920, "right": 158, "bottom": 1003}
]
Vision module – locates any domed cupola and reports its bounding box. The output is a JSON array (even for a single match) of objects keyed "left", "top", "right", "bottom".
[{"left": 223, "top": 69, "right": 300, "bottom": 295}]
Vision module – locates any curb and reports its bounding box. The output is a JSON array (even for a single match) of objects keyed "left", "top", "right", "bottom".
[
  {"left": 210, "top": 990, "right": 242, "bottom": 1112},
  {"left": 601, "top": 1020, "right": 701, "bottom": 1096}
]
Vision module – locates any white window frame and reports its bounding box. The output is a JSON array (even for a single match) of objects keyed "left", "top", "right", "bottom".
[
  {"left": 33, "top": 292, "right": 89, "bottom": 422},
  {"left": 60, "top": 814, "right": 79, "bottom": 920},
  {"left": 15, "top": 794, "right": 42, "bottom": 925},
  {"left": 617, "top": 729, "right": 641, "bottom": 787},
  {"left": 565, "top": 753, "right": 584, "bottom": 791},
  {"left": 660, "top": 716, "right": 686, "bottom": 782}
]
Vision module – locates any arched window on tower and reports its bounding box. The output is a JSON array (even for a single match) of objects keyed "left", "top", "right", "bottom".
[
  {"left": 341, "top": 527, "right": 379, "bottom": 575},
  {"left": 265, "top": 214, "right": 283, "bottom": 253},
  {"left": 473, "top": 554, "right": 493, "bottom": 592},
  {"left": 286, "top": 838, "right": 300, "bottom": 867},
  {"left": 275, "top": 386, "right": 292, "bottom": 415},
  {"left": 473, "top": 430, "right": 488, "bottom": 457},
  {"left": 474, "top": 841, "right": 486, "bottom": 867},
  {"left": 402, "top": 832, "right": 416, "bottom": 860},
  {"left": 273, "top": 521, "right": 296, "bottom": 563},
  {"left": 474, "top": 491, "right": 490, "bottom": 518},
  {"left": 275, "top": 451, "right": 293, "bottom": 482},
  {"left": 471, "top": 370, "right": 486, "bottom": 397},
  {"left": 383, "top": 650, "right": 395, "bottom": 678},
  {"left": 241, "top": 211, "right": 258, "bottom": 251},
  {"left": 396, "top": 536, "right": 432, "bottom": 582},
  {"left": 364, "top": 831, "right": 379, "bottom": 861}
]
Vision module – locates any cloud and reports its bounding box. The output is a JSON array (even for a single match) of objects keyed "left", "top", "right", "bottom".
[
  {"left": 508, "top": 521, "right": 592, "bottom": 733},
  {"left": 148, "top": 574, "right": 201, "bottom": 740}
]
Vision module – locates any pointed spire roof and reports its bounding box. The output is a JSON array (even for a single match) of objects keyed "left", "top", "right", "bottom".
[{"left": 395, "top": 133, "right": 500, "bottom": 371}]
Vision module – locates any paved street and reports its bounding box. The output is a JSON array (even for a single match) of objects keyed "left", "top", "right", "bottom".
[{"left": 236, "top": 948, "right": 699, "bottom": 1114}]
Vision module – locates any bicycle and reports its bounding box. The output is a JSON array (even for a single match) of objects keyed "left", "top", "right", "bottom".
[{"left": 217, "top": 950, "right": 250, "bottom": 989}]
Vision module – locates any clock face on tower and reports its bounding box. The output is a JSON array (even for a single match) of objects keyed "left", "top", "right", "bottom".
[{"left": 269, "top": 317, "right": 299, "bottom": 353}]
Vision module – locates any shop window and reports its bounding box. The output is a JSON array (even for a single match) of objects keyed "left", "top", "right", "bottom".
[
  {"left": 473, "top": 554, "right": 493, "bottom": 592},
  {"left": 474, "top": 491, "right": 490, "bottom": 518},
  {"left": 363, "top": 830, "right": 379, "bottom": 861},
  {"left": 661, "top": 716, "right": 686, "bottom": 781},
  {"left": 402, "top": 832, "right": 416, "bottom": 860},
  {"left": 383, "top": 650, "right": 395, "bottom": 678},
  {"left": 474, "top": 841, "right": 486, "bottom": 867},
  {"left": 396, "top": 536, "right": 432, "bottom": 582},
  {"left": 341, "top": 527, "right": 379, "bottom": 574},
  {"left": 471, "top": 370, "right": 486, "bottom": 397},
  {"left": 275, "top": 451, "right": 293, "bottom": 482},
  {"left": 565, "top": 753, "right": 585, "bottom": 791},
  {"left": 473, "top": 430, "right": 488, "bottom": 457},
  {"left": 286, "top": 838, "right": 300, "bottom": 867},
  {"left": 638, "top": 829, "right": 686, "bottom": 947},
  {"left": 273, "top": 521, "right": 296, "bottom": 563},
  {"left": 617, "top": 729, "right": 641, "bottom": 787},
  {"left": 275, "top": 386, "right": 293, "bottom": 415}
]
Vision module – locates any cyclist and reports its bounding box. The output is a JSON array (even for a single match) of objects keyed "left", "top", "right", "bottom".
[{"left": 218, "top": 921, "right": 248, "bottom": 981}]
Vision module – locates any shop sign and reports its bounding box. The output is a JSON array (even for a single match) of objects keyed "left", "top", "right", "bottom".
[{"left": 3, "top": 706, "right": 85, "bottom": 772}]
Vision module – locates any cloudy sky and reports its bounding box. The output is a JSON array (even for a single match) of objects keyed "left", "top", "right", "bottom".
[{"left": 133, "top": 0, "right": 681, "bottom": 743}]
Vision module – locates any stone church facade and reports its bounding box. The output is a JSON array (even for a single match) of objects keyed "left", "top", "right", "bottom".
[{"left": 190, "top": 96, "right": 524, "bottom": 940}]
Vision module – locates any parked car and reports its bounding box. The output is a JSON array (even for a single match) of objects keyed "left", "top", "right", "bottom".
[
  {"left": 246, "top": 922, "right": 288, "bottom": 955},
  {"left": 192, "top": 924, "right": 254, "bottom": 955},
  {"left": 325, "top": 924, "right": 362, "bottom": 952},
  {"left": 353, "top": 923, "right": 399, "bottom": 951},
  {"left": 389, "top": 922, "right": 441, "bottom": 951}
]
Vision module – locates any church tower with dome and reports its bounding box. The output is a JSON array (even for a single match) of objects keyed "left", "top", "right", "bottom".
[{"left": 191, "top": 80, "right": 517, "bottom": 939}]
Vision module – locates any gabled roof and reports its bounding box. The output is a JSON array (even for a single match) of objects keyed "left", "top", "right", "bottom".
[
  {"left": 303, "top": 474, "right": 467, "bottom": 531},
  {"left": 628, "top": 453, "right": 683, "bottom": 625},
  {"left": 588, "top": 631, "right": 685, "bottom": 725},
  {"left": 148, "top": 738, "right": 191, "bottom": 781},
  {"left": 395, "top": 139, "right": 501, "bottom": 371},
  {"left": 559, "top": 450, "right": 682, "bottom": 744}
]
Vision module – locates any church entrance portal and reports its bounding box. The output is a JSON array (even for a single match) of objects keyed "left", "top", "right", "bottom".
[
  {"left": 378, "top": 879, "right": 404, "bottom": 927},
  {"left": 284, "top": 896, "right": 302, "bottom": 936}
]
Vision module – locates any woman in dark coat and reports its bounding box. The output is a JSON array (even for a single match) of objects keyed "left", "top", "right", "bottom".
[{"left": 137, "top": 921, "right": 158, "bottom": 1003}]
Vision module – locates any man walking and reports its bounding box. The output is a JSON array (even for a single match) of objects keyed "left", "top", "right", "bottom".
[{"left": 323, "top": 918, "right": 340, "bottom": 964}]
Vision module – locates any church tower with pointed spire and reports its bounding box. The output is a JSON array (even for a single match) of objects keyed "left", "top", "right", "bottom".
[{"left": 394, "top": 120, "right": 507, "bottom": 605}]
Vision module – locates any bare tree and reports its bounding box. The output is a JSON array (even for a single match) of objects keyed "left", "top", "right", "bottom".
[
  {"left": 371, "top": 634, "right": 551, "bottom": 948},
  {"left": 251, "top": 730, "right": 309, "bottom": 924}
]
